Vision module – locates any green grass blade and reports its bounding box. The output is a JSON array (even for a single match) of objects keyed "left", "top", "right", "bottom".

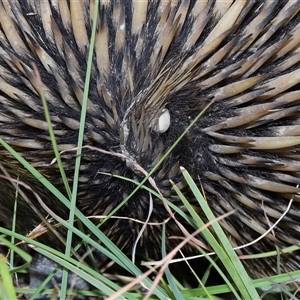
[
  {"left": 180, "top": 167, "right": 259, "bottom": 299},
  {"left": 0, "top": 254, "right": 17, "bottom": 300},
  {"left": 171, "top": 181, "right": 241, "bottom": 299}
]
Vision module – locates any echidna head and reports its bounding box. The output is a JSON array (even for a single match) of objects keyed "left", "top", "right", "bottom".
[{"left": 1, "top": 0, "right": 300, "bottom": 277}]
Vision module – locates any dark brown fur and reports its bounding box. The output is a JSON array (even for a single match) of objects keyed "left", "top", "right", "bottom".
[{"left": 1, "top": 0, "right": 300, "bottom": 280}]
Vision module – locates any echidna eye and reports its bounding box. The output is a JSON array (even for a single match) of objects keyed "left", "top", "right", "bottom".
[{"left": 153, "top": 108, "right": 170, "bottom": 134}]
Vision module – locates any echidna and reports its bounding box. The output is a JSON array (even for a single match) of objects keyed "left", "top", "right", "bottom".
[{"left": 1, "top": 0, "right": 300, "bottom": 290}]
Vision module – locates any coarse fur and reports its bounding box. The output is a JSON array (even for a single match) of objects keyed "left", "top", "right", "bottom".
[{"left": 1, "top": 0, "right": 300, "bottom": 281}]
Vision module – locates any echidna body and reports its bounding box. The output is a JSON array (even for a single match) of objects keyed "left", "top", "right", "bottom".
[{"left": 1, "top": 0, "right": 300, "bottom": 280}]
